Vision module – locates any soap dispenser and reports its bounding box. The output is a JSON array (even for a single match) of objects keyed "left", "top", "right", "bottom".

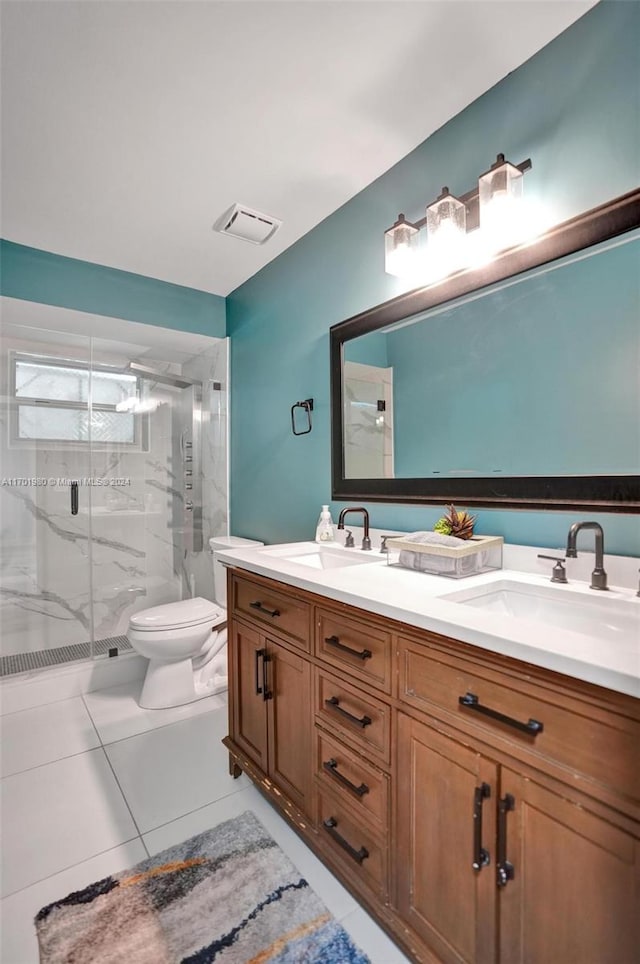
[{"left": 315, "top": 505, "right": 335, "bottom": 543}]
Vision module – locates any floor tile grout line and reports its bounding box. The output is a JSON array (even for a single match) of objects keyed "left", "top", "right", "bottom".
[
  {"left": 0, "top": 835, "right": 144, "bottom": 901},
  {"left": 1, "top": 742, "right": 105, "bottom": 781},
  {"left": 97, "top": 702, "right": 229, "bottom": 750},
  {"left": 0, "top": 695, "right": 103, "bottom": 779},
  {"left": 0, "top": 690, "right": 103, "bottom": 720},
  {"left": 139, "top": 780, "right": 253, "bottom": 843},
  {"left": 81, "top": 691, "right": 106, "bottom": 747},
  {"left": 0, "top": 672, "right": 146, "bottom": 720},
  {"left": 98, "top": 745, "right": 150, "bottom": 857}
]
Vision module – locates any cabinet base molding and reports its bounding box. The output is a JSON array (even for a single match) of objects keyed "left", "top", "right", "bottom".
[
  {"left": 222, "top": 736, "right": 440, "bottom": 964},
  {"left": 223, "top": 736, "right": 314, "bottom": 835}
]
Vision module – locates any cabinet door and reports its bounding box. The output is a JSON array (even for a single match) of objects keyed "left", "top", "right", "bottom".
[
  {"left": 230, "top": 621, "right": 268, "bottom": 771},
  {"left": 267, "top": 639, "right": 312, "bottom": 815},
  {"left": 499, "top": 769, "right": 640, "bottom": 964},
  {"left": 396, "top": 713, "right": 498, "bottom": 964}
]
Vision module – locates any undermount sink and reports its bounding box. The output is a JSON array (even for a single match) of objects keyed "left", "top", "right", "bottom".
[
  {"left": 260, "top": 544, "right": 382, "bottom": 570},
  {"left": 441, "top": 579, "right": 639, "bottom": 644}
]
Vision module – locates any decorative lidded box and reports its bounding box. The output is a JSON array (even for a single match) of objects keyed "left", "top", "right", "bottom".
[{"left": 386, "top": 532, "right": 503, "bottom": 579}]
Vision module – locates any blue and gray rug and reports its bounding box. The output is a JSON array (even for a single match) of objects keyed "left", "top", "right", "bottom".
[{"left": 35, "top": 810, "right": 371, "bottom": 963}]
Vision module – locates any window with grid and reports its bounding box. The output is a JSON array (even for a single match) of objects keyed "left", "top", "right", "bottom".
[{"left": 12, "top": 354, "right": 141, "bottom": 445}]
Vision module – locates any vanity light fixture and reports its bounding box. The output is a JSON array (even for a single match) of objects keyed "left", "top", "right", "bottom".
[
  {"left": 384, "top": 213, "right": 420, "bottom": 277},
  {"left": 478, "top": 153, "right": 525, "bottom": 249},
  {"left": 426, "top": 187, "right": 467, "bottom": 245},
  {"left": 384, "top": 153, "right": 532, "bottom": 278},
  {"left": 426, "top": 186, "right": 468, "bottom": 275}
]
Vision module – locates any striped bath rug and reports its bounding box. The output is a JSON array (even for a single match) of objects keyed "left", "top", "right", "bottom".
[{"left": 34, "top": 810, "right": 371, "bottom": 963}]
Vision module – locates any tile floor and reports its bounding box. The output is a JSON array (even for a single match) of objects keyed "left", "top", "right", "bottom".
[{"left": 0, "top": 679, "right": 410, "bottom": 963}]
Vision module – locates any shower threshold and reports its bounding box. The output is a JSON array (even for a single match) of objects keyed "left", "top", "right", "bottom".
[{"left": 0, "top": 635, "right": 133, "bottom": 678}]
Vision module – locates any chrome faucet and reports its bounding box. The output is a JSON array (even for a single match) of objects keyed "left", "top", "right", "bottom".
[
  {"left": 565, "top": 521, "right": 608, "bottom": 591},
  {"left": 337, "top": 507, "right": 371, "bottom": 550}
]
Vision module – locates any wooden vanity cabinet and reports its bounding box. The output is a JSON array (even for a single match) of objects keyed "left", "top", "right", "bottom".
[
  {"left": 396, "top": 713, "right": 498, "bottom": 964},
  {"left": 228, "top": 614, "right": 312, "bottom": 815},
  {"left": 498, "top": 768, "right": 640, "bottom": 964},
  {"left": 396, "top": 711, "right": 640, "bottom": 964},
  {"left": 225, "top": 568, "right": 640, "bottom": 964},
  {"left": 397, "top": 630, "right": 640, "bottom": 964}
]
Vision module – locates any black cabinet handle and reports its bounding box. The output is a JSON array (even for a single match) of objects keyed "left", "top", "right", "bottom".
[
  {"left": 70, "top": 481, "right": 79, "bottom": 516},
  {"left": 325, "top": 696, "right": 372, "bottom": 729},
  {"left": 325, "top": 635, "right": 372, "bottom": 661},
  {"left": 255, "top": 648, "right": 265, "bottom": 696},
  {"left": 250, "top": 601, "right": 280, "bottom": 618},
  {"left": 323, "top": 758, "right": 369, "bottom": 798},
  {"left": 497, "top": 793, "right": 515, "bottom": 888},
  {"left": 472, "top": 783, "right": 491, "bottom": 871},
  {"left": 459, "top": 692, "right": 544, "bottom": 736},
  {"left": 323, "top": 817, "right": 369, "bottom": 864},
  {"left": 262, "top": 651, "right": 273, "bottom": 701}
]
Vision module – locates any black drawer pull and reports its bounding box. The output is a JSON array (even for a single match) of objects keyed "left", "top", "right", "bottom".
[
  {"left": 250, "top": 601, "right": 281, "bottom": 618},
  {"left": 472, "top": 782, "right": 491, "bottom": 872},
  {"left": 325, "top": 635, "right": 372, "bottom": 661},
  {"left": 325, "top": 696, "right": 372, "bottom": 729},
  {"left": 323, "top": 758, "right": 369, "bottom": 797},
  {"left": 497, "top": 793, "right": 515, "bottom": 888},
  {"left": 323, "top": 817, "right": 369, "bottom": 864},
  {"left": 262, "top": 651, "right": 273, "bottom": 702},
  {"left": 70, "top": 481, "right": 79, "bottom": 516},
  {"left": 255, "top": 648, "right": 264, "bottom": 695},
  {"left": 459, "top": 692, "right": 544, "bottom": 736}
]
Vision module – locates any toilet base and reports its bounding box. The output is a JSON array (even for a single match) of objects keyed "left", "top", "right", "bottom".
[{"left": 139, "top": 656, "right": 225, "bottom": 709}]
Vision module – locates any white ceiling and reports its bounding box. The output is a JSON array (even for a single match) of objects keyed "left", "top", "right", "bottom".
[{"left": 1, "top": 1, "right": 596, "bottom": 297}]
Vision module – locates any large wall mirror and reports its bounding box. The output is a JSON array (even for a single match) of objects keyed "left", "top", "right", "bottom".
[{"left": 331, "top": 189, "right": 640, "bottom": 512}]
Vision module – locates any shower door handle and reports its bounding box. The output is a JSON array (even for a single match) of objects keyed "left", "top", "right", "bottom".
[{"left": 70, "top": 481, "right": 79, "bottom": 516}]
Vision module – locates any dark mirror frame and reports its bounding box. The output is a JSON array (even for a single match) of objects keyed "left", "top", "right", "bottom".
[{"left": 331, "top": 188, "right": 640, "bottom": 513}]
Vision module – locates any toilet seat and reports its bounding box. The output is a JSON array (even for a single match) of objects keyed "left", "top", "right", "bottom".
[{"left": 129, "top": 597, "right": 224, "bottom": 632}]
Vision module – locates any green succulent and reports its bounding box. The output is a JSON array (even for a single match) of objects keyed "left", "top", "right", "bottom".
[{"left": 434, "top": 517, "right": 452, "bottom": 535}]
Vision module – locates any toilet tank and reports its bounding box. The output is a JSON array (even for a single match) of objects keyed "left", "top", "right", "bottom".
[{"left": 209, "top": 536, "right": 263, "bottom": 607}]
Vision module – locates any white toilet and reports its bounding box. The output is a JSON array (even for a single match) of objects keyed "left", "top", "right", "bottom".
[{"left": 128, "top": 536, "right": 262, "bottom": 709}]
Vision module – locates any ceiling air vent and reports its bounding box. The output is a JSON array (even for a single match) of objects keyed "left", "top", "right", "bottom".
[{"left": 213, "top": 203, "right": 282, "bottom": 245}]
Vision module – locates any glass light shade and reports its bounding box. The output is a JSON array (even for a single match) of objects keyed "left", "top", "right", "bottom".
[
  {"left": 478, "top": 155, "right": 524, "bottom": 248},
  {"left": 426, "top": 188, "right": 467, "bottom": 277},
  {"left": 384, "top": 214, "right": 419, "bottom": 277},
  {"left": 426, "top": 188, "right": 467, "bottom": 245}
]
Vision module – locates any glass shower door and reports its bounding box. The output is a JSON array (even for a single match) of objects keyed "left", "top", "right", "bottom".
[
  {"left": 87, "top": 340, "right": 180, "bottom": 650},
  {"left": 0, "top": 325, "right": 94, "bottom": 673}
]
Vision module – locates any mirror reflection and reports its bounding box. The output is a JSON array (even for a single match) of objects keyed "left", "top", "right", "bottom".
[{"left": 343, "top": 233, "right": 639, "bottom": 481}]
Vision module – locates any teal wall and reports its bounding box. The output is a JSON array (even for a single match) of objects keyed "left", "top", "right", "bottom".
[
  {"left": 227, "top": 1, "right": 640, "bottom": 554},
  {"left": 0, "top": 240, "right": 226, "bottom": 337}
]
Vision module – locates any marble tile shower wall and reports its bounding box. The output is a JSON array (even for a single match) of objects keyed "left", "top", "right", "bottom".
[{"left": 0, "top": 335, "right": 229, "bottom": 660}]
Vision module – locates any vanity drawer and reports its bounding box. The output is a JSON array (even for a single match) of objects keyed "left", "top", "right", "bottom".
[
  {"left": 399, "top": 635, "right": 640, "bottom": 799},
  {"left": 317, "top": 788, "right": 387, "bottom": 898},
  {"left": 314, "top": 727, "right": 389, "bottom": 834},
  {"left": 231, "top": 574, "right": 311, "bottom": 652},
  {"left": 315, "top": 608, "right": 391, "bottom": 694},
  {"left": 314, "top": 668, "right": 391, "bottom": 766}
]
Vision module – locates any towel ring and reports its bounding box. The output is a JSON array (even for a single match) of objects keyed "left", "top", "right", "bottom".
[{"left": 291, "top": 398, "right": 313, "bottom": 435}]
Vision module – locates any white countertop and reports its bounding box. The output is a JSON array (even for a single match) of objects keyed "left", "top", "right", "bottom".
[{"left": 216, "top": 540, "right": 640, "bottom": 699}]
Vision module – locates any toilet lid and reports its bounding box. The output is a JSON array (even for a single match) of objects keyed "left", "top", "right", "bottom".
[{"left": 130, "top": 597, "right": 225, "bottom": 631}]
